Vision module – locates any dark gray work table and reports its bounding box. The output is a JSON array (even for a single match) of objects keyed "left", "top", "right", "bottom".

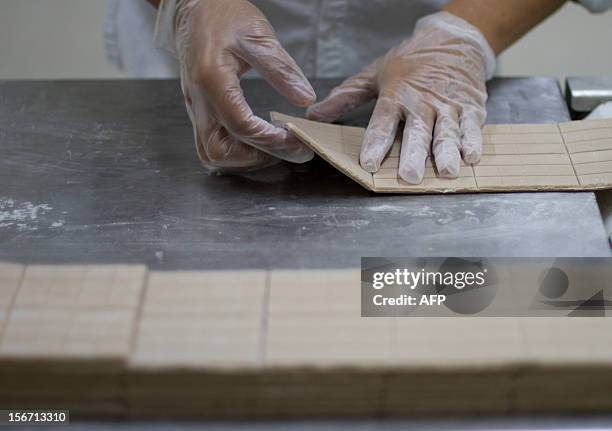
[
  {"left": 0, "top": 77, "right": 610, "bottom": 269},
  {"left": 1, "top": 78, "right": 611, "bottom": 429}
]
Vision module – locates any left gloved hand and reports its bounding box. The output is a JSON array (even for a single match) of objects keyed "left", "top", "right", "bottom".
[
  {"left": 154, "top": 0, "right": 316, "bottom": 173},
  {"left": 307, "top": 12, "right": 496, "bottom": 184}
]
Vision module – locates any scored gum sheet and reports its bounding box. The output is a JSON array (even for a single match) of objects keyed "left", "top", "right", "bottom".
[{"left": 271, "top": 113, "right": 612, "bottom": 194}]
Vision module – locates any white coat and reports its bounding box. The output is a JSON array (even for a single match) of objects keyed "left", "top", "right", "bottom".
[{"left": 105, "top": 0, "right": 612, "bottom": 78}]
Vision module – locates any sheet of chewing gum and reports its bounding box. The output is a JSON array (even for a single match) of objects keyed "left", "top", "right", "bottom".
[
  {"left": 2, "top": 264, "right": 612, "bottom": 370},
  {"left": 271, "top": 112, "right": 612, "bottom": 194},
  {"left": 1, "top": 263, "right": 612, "bottom": 416},
  {"left": 131, "top": 270, "right": 266, "bottom": 369},
  {"left": 0, "top": 265, "right": 147, "bottom": 365}
]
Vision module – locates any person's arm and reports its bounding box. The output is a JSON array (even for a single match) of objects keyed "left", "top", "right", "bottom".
[{"left": 444, "top": 0, "right": 567, "bottom": 55}]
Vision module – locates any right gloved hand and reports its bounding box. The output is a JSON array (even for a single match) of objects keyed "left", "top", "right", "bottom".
[
  {"left": 307, "top": 12, "right": 494, "bottom": 185},
  {"left": 156, "top": 0, "right": 316, "bottom": 171}
]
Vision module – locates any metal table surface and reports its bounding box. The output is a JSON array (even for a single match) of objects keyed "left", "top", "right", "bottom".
[
  {"left": 1, "top": 78, "right": 611, "bottom": 429},
  {"left": 0, "top": 78, "right": 610, "bottom": 270},
  {"left": 0, "top": 78, "right": 610, "bottom": 269}
]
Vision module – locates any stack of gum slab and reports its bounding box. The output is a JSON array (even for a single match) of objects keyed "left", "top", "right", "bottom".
[
  {"left": 270, "top": 113, "right": 612, "bottom": 194},
  {"left": 0, "top": 263, "right": 611, "bottom": 418},
  {"left": 128, "top": 271, "right": 266, "bottom": 418},
  {"left": 0, "top": 264, "right": 146, "bottom": 416}
]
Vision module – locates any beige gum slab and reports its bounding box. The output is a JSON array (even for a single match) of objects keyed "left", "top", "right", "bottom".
[
  {"left": 271, "top": 112, "right": 612, "bottom": 194},
  {"left": 1, "top": 264, "right": 612, "bottom": 417}
]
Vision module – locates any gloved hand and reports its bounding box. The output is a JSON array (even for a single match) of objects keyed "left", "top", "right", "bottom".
[
  {"left": 307, "top": 12, "right": 496, "bottom": 184},
  {"left": 155, "top": 0, "right": 316, "bottom": 171}
]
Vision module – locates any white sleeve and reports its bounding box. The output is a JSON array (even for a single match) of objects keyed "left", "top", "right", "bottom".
[
  {"left": 576, "top": 0, "right": 612, "bottom": 13},
  {"left": 105, "top": 0, "right": 179, "bottom": 78},
  {"left": 154, "top": 0, "right": 179, "bottom": 57}
]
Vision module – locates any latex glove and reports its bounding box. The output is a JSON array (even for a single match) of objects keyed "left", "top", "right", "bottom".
[
  {"left": 155, "top": 0, "right": 316, "bottom": 171},
  {"left": 308, "top": 12, "right": 496, "bottom": 184}
]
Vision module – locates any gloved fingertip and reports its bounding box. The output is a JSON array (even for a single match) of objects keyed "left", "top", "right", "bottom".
[
  {"left": 461, "top": 126, "right": 483, "bottom": 165},
  {"left": 462, "top": 147, "right": 482, "bottom": 165},
  {"left": 399, "top": 163, "right": 425, "bottom": 185},
  {"left": 306, "top": 105, "right": 321, "bottom": 120},
  {"left": 301, "top": 149, "right": 316, "bottom": 163},
  {"left": 288, "top": 147, "right": 315, "bottom": 164},
  {"left": 360, "top": 157, "right": 380, "bottom": 174},
  {"left": 292, "top": 80, "right": 317, "bottom": 108},
  {"left": 306, "top": 103, "right": 331, "bottom": 122},
  {"left": 269, "top": 119, "right": 284, "bottom": 129},
  {"left": 304, "top": 84, "right": 318, "bottom": 106},
  {"left": 271, "top": 149, "right": 314, "bottom": 165},
  {"left": 281, "top": 129, "right": 316, "bottom": 164},
  {"left": 436, "top": 158, "right": 461, "bottom": 179},
  {"left": 294, "top": 93, "right": 317, "bottom": 109}
]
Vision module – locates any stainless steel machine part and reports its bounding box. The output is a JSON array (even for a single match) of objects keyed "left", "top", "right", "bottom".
[{"left": 566, "top": 76, "right": 612, "bottom": 113}]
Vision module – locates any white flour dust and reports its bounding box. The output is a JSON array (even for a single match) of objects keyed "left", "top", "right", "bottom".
[{"left": 0, "top": 198, "right": 54, "bottom": 231}]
